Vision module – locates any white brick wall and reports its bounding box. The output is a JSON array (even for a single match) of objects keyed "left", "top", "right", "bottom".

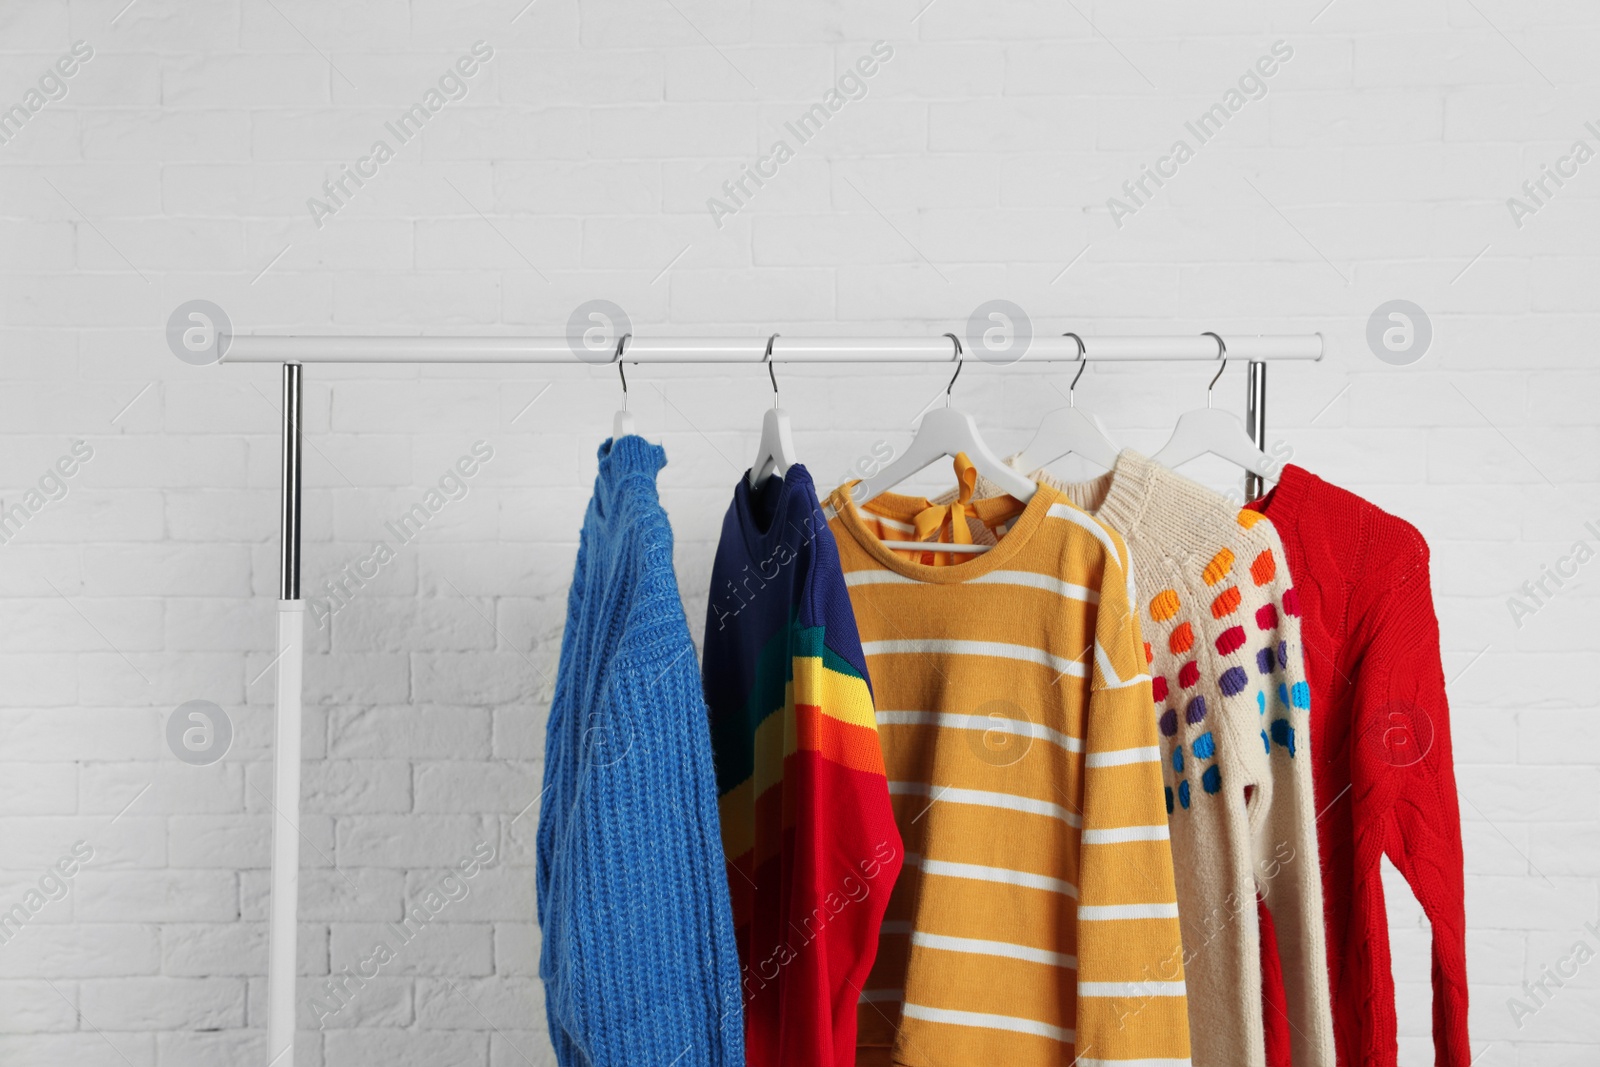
[{"left": 0, "top": 1, "right": 1595, "bottom": 1064}]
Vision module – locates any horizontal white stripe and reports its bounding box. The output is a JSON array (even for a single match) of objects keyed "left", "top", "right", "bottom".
[
  {"left": 968, "top": 569, "right": 1098, "bottom": 602},
  {"left": 862, "top": 638, "right": 1086, "bottom": 678},
  {"left": 855, "top": 506, "right": 915, "bottom": 533},
  {"left": 914, "top": 931, "right": 1077, "bottom": 969},
  {"left": 917, "top": 856, "right": 1079, "bottom": 897},
  {"left": 1082, "top": 824, "right": 1170, "bottom": 844},
  {"left": 1078, "top": 1059, "right": 1193, "bottom": 1067},
  {"left": 901, "top": 1003, "right": 1072, "bottom": 1043},
  {"left": 1084, "top": 745, "right": 1160, "bottom": 768},
  {"left": 844, "top": 566, "right": 1100, "bottom": 604},
  {"left": 1077, "top": 902, "right": 1181, "bottom": 921},
  {"left": 844, "top": 569, "right": 916, "bottom": 586},
  {"left": 879, "top": 540, "right": 990, "bottom": 555},
  {"left": 880, "top": 920, "right": 913, "bottom": 935},
  {"left": 1046, "top": 501, "right": 1120, "bottom": 560},
  {"left": 875, "top": 709, "right": 1083, "bottom": 754},
  {"left": 858, "top": 988, "right": 904, "bottom": 1004},
  {"left": 1079, "top": 980, "right": 1187, "bottom": 998},
  {"left": 888, "top": 781, "right": 1081, "bottom": 827}
]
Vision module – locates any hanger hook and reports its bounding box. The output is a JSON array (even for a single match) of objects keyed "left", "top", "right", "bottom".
[
  {"left": 615, "top": 333, "right": 631, "bottom": 411},
  {"left": 943, "top": 332, "right": 963, "bottom": 407},
  {"left": 1202, "top": 331, "right": 1226, "bottom": 408},
  {"left": 764, "top": 332, "right": 780, "bottom": 409},
  {"left": 1063, "top": 332, "right": 1087, "bottom": 407}
]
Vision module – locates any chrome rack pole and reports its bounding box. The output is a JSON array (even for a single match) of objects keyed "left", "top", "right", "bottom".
[
  {"left": 220, "top": 333, "right": 1325, "bottom": 364},
  {"left": 267, "top": 363, "right": 305, "bottom": 1067},
  {"left": 1244, "top": 360, "right": 1268, "bottom": 501}
]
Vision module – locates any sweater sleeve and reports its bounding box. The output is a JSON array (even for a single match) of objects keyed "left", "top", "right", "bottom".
[
  {"left": 598, "top": 635, "right": 747, "bottom": 1067},
  {"left": 1182, "top": 549, "right": 1271, "bottom": 1067},
  {"left": 786, "top": 524, "right": 904, "bottom": 1067},
  {"left": 1349, "top": 548, "right": 1471, "bottom": 1067},
  {"left": 1074, "top": 539, "right": 1193, "bottom": 1065},
  {"left": 1249, "top": 521, "right": 1336, "bottom": 1067}
]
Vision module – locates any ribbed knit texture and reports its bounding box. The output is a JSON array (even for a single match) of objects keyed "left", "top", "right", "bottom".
[
  {"left": 1248, "top": 464, "right": 1471, "bottom": 1067},
  {"left": 949, "top": 450, "right": 1335, "bottom": 1067},
  {"left": 536, "top": 436, "right": 744, "bottom": 1067},
  {"left": 828, "top": 468, "right": 1192, "bottom": 1067},
  {"left": 1258, "top": 900, "right": 1293, "bottom": 1067},
  {"left": 702, "top": 463, "right": 904, "bottom": 1067}
]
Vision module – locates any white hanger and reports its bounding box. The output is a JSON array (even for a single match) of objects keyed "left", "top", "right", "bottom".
[
  {"left": 1150, "top": 333, "right": 1276, "bottom": 478},
  {"left": 1012, "top": 333, "right": 1119, "bottom": 474},
  {"left": 853, "top": 336, "right": 1035, "bottom": 556},
  {"left": 611, "top": 334, "right": 635, "bottom": 439},
  {"left": 749, "top": 335, "right": 797, "bottom": 489}
]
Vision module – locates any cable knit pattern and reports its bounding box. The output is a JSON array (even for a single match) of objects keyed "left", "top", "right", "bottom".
[
  {"left": 536, "top": 436, "right": 744, "bottom": 1067},
  {"left": 1248, "top": 465, "right": 1470, "bottom": 1067},
  {"left": 951, "top": 451, "right": 1334, "bottom": 1067}
]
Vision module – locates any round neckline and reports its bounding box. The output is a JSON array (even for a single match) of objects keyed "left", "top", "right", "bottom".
[
  {"left": 598, "top": 434, "right": 666, "bottom": 474},
  {"left": 830, "top": 480, "right": 1060, "bottom": 585},
  {"left": 1253, "top": 462, "right": 1310, "bottom": 519},
  {"left": 734, "top": 464, "right": 812, "bottom": 562},
  {"left": 1044, "top": 450, "right": 1156, "bottom": 541}
]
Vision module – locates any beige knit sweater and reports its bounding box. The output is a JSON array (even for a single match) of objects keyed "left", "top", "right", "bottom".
[{"left": 941, "top": 451, "right": 1334, "bottom": 1067}]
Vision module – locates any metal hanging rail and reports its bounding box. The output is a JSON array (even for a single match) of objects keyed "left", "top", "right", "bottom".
[
  {"left": 225, "top": 332, "right": 1323, "bottom": 363},
  {"left": 255, "top": 330, "right": 1318, "bottom": 1066}
]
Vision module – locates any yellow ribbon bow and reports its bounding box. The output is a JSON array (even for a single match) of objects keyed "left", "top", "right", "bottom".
[{"left": 910, "top": 452, "right": 977, "bottom": 564}]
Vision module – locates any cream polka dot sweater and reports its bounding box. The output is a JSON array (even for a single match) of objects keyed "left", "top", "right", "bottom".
[{"left": 956, "top": 451, "right": 1334, "bottom": 1067}]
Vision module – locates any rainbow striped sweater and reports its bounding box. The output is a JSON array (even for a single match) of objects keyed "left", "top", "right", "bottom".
[{"left": 703, "top": 464, "right": 905, "bottom": 1067}]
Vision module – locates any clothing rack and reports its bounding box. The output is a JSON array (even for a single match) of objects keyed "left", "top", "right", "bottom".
[{"left": 238, "top": 331, "right": 1321, "bottom": 1067}]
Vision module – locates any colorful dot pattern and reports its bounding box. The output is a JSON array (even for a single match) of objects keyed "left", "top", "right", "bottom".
[
  {"left": 1202, "top": 548, "right": 1235, "bottom": 586},
  {"left": 1169, "top": 622, "right": 1195, "bottom": 654},
  {"left": 1210, "top": 586, "right": 1242, "bottom": 619},
  {"left": 1219, "top": 666, "right": 1250, "bottom": 696},
  {"left": 1250, "top": 550, "right": 1275, "bottom": 585},
  {"left": 1270, "top": 718, "right": 1296, "bottom": 756},
  {"left": 1138, "top": 507, "right": 1309, "bottom": 817}
]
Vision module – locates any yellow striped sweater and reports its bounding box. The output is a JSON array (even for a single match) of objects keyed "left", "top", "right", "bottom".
[{"left": 825, "top": 475, "right": 1192, "bottom": 1067}]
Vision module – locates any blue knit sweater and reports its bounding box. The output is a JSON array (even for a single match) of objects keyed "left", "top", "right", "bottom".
[{"left": 536, "top": 436, "right": 744, "bottom": 1067}]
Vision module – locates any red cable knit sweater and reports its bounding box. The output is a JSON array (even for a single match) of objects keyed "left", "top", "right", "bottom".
[{"left": 1248, "top": 465, "right": 1470, "bottom": 1067}]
